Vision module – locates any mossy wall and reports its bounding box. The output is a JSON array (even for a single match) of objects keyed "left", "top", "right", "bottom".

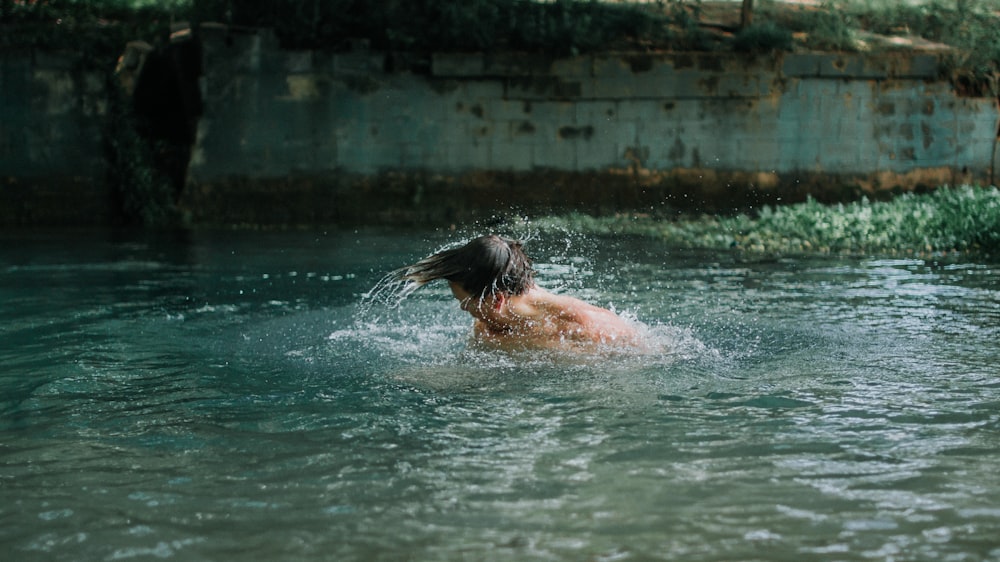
[
  {"left": 183, "top": 26, "right": 999, "bottom": 225},
  {"left": 3, "top": 23, "right": 999, "bottom": 226},
  {"left": 0, "top": 49, "right": 113, "bottom": 225}
]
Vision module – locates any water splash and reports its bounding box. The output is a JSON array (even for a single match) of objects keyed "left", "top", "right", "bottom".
[
  {"left": 357, "top": 271, "right": 419, "bottom": 315},
  {"left": 348, "top": 228, "right": 727, "bottom": 375},
  {"left": 356, "top": 236, "right": 479, "bottom": 318},
  {"left": 327, "top": 297, "right": 721, "bottom": 387}
]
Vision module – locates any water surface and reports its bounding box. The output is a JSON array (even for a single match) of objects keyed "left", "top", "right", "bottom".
[{"left": 2, "top": 228, "right": 998, "bottom": 561}]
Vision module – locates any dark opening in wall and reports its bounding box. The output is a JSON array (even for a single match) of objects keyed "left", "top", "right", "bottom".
[
  {"left": 132, "top": 31, "right": 203, "bottom": 201},
  {"left": 108, "top": 28, "right": 202, "bottom": 226}
]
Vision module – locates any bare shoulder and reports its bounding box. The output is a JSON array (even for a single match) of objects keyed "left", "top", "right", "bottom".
[
  {"left": 471, "top": 287, "right": 639, "bottom": 351},
  {"left": 543, "top": 293, "right": 637, "bottom": 344}
]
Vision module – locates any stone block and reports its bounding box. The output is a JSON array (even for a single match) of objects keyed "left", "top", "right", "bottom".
[
  {"left": 506, "top": 119, "right": 539, "bottom": 142},
  {"left": 614, "top": 100, "right": 670, "bottom": 122},
  {"left": 894, "top": 54, "right": 939, "bottom": 79},
  {"left": 411, "top": 143, "right": 451, "bottom": 170},
  {"left": 431, "top": 53, "right": 484, "bottom": 77},
  {"left": 643, "top": 136, "right": 687, "bottom": 170},
  {"left": 486, "top": 53, "right": 555, "bottom": 77},
  {"left": 459, "top": 80, "right": 505, "bottom": 99},
  {"left": 650, "top": 65, "right": 712, "bottom": 98},
  {"left": 490, "top": 141, "right": 534, "bottom": 171},
  {"left": 728, "top": 99, "right": 781, "bottom": 134},
  {"left": 399, "top": 142, "right": 429, "bottom": 168},
  {"left": 574, "top": 101, "right": 619, "bottom": 124},
  {"left": 364, "top": 142, "right": 406, "bottom": 172},
  {"left": 448, "top": 99, "right": 482, "bottom": 123},
  {"left": 819, "top": 55, "right": 889, "bottom": 79},
  {"left": 592, "top": 56, "right": 638, "bottom": 80},
  {"left": 776, "top": 136, "right": 823, "bottom": 170},
  {"left": 575, "top": 133, "right": 625, "bottom": 170},
  {"left": 710, "top": 73, "right": 768, "bottom": 98},
  {"left": 637, "top": 116, "right": 683, "bottom": 146},
  {"left": 490, "top": 99, "right": 535, "bottom": 121},
  {"left": 464, "top": 120, "right": 495, "bottom": 142},
  {"left": 285, "top": 51, "right": 313, "bottom": 73},
  {"left": 735, "top": 138, "right": 782, "bottom": 170},
  {"left": 818, "top": 140, "right": 866, "bottom": 172},
  {"left": 448, "top": 140, "right": 492, "bottom": 170},
  {"left": 331, "top": 53, "right": 385, "bottom": 76},
  {"left": 587, "top": 75, "right": 636, "bottom": 99},
  {"left": 876, "top": 146, "right": 916, "bottom": 172},
  {"left": 504, "top": 77, "right": 583, "bottom": 100},
  {"left": 551, "top": 56, "right": 592, "bottom": 78},
  {"left": 946, "top": 138, "right": 988, "bottom": 169},
  {"left": 707, "top": 136, "right": 745, "bottom": 169},
  {"left": 589, "top": 115, "right": 638, "bottom": 147},
  {"left": 696, "top": 53, "right": 731, "bottom": 73},
  {"left": 532, "top": 141, "right": 577, "bottom": 170},
  {"left": 525, "top": 101, "right": 577, "bottom": 126},
  {"left": 781, "top": 54, "right": 822, "bottom": 77}
]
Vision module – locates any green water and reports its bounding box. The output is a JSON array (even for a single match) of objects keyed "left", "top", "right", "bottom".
[{"left": 1, "top": 228, "right": 998, "bottom": 561}]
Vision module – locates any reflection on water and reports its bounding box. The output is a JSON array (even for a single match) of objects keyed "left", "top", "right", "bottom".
[{"left": 1, "top": 228, "right": 999, "bottom": 561}]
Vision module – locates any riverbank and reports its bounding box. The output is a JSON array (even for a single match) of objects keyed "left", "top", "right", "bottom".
[
  {"left": 2, "top": 1, "right": 999, "bottom": 228},
  {"left": 530, "top": 184, "right": 1000, "bottom": 257}
]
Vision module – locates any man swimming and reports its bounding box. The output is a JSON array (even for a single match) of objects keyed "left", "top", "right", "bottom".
[{"left": 392, "top": 235, "right": 639, "bottom": 350}]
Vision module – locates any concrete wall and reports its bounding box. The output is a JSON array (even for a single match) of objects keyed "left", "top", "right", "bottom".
[
  {"left": 3, "top": 26, "right": 998, "bottom": 226},
  {"left": 0, "top": 49, "right": 112, "bottom": 225},
  {"left": 182, "top": 27, "right": 998, "bottom": 224}
]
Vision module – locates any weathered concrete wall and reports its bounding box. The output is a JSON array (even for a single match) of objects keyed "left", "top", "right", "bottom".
[
  {"left": 183, "top": 26, "right": 999, "bottom": 224},
  {"left": 0, "top": 49, "right": 113, "bottom": 225},
  {"left": 3, "top": 26, "right": 998, "bottom": 226}
]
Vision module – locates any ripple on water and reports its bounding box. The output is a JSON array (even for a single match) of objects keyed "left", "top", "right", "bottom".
[{"left": 3, "top": 231, "right": 1000, "bottom": 561}]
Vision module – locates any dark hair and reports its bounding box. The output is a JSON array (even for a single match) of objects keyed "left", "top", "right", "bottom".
[{"left": 394, "top": 235, "right": 535, "bottom": 297}]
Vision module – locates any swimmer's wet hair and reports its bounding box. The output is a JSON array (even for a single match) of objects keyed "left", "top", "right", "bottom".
[{"left": 394, "top": 235, "right": 535, "bottom": 298}]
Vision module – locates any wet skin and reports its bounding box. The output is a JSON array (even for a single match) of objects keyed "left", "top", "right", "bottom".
[{"left": 448, "top": 282, "right": 639, "bottom": 350}]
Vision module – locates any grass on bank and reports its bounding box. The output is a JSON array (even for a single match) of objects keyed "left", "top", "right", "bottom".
[
  {"left": 759, "top": 0, "right": 1000, "bottom": 94},
  {"left": 531, "top": 185, "right": 1000, "bottom": 257},
  {"left": 4, "top": 1, "right": 999, "bottom": 92}
]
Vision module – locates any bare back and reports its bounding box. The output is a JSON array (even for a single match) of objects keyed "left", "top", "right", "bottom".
[{"left": 471, "top": 287, "right": 639, "bottom": 351}]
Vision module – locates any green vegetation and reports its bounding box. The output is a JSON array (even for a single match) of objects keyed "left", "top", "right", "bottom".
[
  {"left": 188, "top": 0, "right": 687, "bottom": 55},
  {"left": 860, "top": 0, "right": 1000, "bottom": 95},
  {"left": 0, "top": 0, "right": 684, "bottom": 56},
  {"left": 732, "top": 21, "right": 794, "bottom": 54},
  {"left": 5, "top": 1, "right": 1000, "bottom": 92},
  {"left": 0, "top": 0, "right": 186, "bottom": 61},
  {"left": 531, "top": 186, "right": 1000, "bottom": 257},
  {"left": 761, "top": 0, "right": 1000, "bottom": 94}
]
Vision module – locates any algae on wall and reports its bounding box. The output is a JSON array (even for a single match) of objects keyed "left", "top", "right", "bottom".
[
  {"left": 4, "top": 1, "right": 1000, "bottom": 226},
  {"left": 183, "top": 29, "right": 999, "bottom": 225}
]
